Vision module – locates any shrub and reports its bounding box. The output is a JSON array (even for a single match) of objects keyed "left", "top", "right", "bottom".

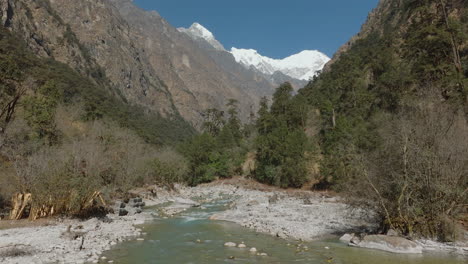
[{"left": 145, "top": 149, "right": 188, "bottom": 188}]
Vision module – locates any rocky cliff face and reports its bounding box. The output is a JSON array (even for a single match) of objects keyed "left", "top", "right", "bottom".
[{"left": 1, "top": 0, "right": 277, "bottom": 127}]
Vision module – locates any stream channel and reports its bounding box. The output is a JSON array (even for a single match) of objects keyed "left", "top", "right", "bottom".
[{"left": 100, "top": 197, "right": 466, "bottom": 264}]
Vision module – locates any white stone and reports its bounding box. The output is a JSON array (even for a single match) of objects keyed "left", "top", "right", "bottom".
[
  {"left": 350, "top": 235, "right": 423, "bottom": 254},
  {"left": 238, "top": 243, "right": 246, "bottom": 248},
  {"left": 224, "top": 242, "right": 237, "bottom": 247},
  {"left": 339, "top": 233, "right": 354, "bottom": 243},
  {"left": 249, "top": 247, "right": 257, "bottom": 252}
]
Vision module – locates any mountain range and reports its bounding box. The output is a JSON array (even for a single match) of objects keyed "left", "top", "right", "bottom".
[
  {"left": 1, "top": 0, "right": 328, "bottom": 128},
  {"left": 178, "top": 23, "right": 330, "bottom": 83}
]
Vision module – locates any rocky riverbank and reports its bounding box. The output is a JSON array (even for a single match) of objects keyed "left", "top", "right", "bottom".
[
  {"left": 0, "top": 213, "right": 149, "bottom": 264},
  {"left": 0, "top": 179, "right": 466, "bottom": 263},
  {"left": 179, "top": 181, "right": 378, "bottom": 241}
]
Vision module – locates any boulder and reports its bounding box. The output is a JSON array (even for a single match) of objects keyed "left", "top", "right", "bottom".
[
  {"left": 339, "top": 233, "right": 354, "bottom": 243},
  {"left": 118, "top": 209, "right": 128, "bottom": 216},
  {"left": 224, "top": 242, "right": 237, "bottom": 247},
  {"left": 249, "top": 247, "right": 257, "bottom": 253},
  {"left": 349, "top": 235, "right": 423, "bottom": 254},
  {"left": 238, "top": 243, "right": 246, "bottom": 248}
]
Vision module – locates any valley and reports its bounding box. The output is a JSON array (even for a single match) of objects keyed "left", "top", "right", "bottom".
[{"left": 0, "top": 0, "right": 467, "bottom": 263}]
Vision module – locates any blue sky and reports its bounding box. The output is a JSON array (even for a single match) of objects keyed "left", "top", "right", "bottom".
[{"left": 133, "top": 0, "right": 379, "bottom": 58}]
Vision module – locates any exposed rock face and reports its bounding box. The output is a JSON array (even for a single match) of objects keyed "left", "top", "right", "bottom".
[
  {"left": 0, "top": 0, "right": 278, "bottom": 126},
  {"left": 179, "top": 23, "right": 312, "bottom": 90}
]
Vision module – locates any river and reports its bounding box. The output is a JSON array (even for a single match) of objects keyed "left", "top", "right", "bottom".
[{"left": 101, "top": 197, "right": 466, "bottom": 264}]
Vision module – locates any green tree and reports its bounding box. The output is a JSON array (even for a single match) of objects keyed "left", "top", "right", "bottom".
[
  {"left": 254, "top": 83, "right": 310, "bottom": 188},
  {"left": 23, "top": 80, "right": 62, "bottom": 143},
  {"left": 202, "top": 108, "right": 225, "bottom": 136}
]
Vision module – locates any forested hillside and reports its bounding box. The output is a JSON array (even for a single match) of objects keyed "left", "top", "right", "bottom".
[
  {"left": 0, "top": 27, "right": 193, "bottom": 219},
  {"left": 299, "top": 0, "right": 467, "bottom": 240}
]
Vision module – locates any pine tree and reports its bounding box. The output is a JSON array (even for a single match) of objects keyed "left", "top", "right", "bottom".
[{"left": 254, "top": 83, "right": 310, "bottom": 188}]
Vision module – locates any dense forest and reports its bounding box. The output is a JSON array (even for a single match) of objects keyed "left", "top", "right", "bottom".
[
  {"left": 300, "top": 0, "right": 468, "bottom": 240},
  {"left": 0, "top": 0, "right": 467, "bottom": 242}
]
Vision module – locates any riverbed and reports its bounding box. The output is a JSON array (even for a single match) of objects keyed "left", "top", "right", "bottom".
[
  {"left": 101, "top": 195, "right": 466, "bottom": 264},
  {"left": 0, "top": 181, "right": 466, "bottom": 264}
]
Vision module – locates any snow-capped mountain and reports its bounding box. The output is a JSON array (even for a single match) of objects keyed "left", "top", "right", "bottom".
[
  {"left": 178, "top": 23, "right": 225, "bottom": 51},
  {"left": 231, "top": 48, "right": 330, "bottom": 81},
  {"left": 179, "top": 22, "right": 330, "bottom": 81}
]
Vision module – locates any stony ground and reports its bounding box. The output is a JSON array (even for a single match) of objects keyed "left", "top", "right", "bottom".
[
  {"left": 179, "top": 178, "right": 378, "bottom": 241},
  {"left": 0, "top": 178, "right": 466, "bottom": 263},
  {"left": 0, "top": 214, "right": 148, "bottom": 264}
]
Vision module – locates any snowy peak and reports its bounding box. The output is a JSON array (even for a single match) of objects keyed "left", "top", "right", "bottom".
[
  {"left": 179, "top": 22, "right": 330, "bottom": 81},
  {"left": 231, "top": 48, "right": 330, "bottom": 81},
  {"left": 178, "top": 23, "right": 225, "bottom": 51}
]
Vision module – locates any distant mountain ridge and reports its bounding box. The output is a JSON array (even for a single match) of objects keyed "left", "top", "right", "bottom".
[
  {"left": 230, "top": 48, "right": 330, "bottom": 81},
  {"left": 178, "top": 23, "right": 330, "bottom": 83}
]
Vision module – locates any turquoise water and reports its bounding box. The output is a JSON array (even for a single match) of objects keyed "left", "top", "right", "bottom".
[{"left": 101, "top": 199, "right": 466, "bottom": 264}]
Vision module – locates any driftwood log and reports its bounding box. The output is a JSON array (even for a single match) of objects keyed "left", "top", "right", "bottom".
[{"left": 9, "top": 193, "right": 31, "bottom": 220}]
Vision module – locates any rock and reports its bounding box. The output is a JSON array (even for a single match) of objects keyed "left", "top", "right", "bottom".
[
  {"left": 135, "top": 208, "right": 142, "bottom": 214},
  {"left": 119, "top": 202, "right": 126, "bottom": 208},
  {"left": 224, "top": 242, "right": 237, "bottom": 247},
  {"left": 268, "top": 194, "right": 279, "bottom": 204},
  {"left": 118, "top": 209, "right": 128, "bottom": 216},
  {"left": 249, "top": 247, "right": 257, "bottom": 252},
  {"left": 136, "top": 238, "right": 144, "bottom": 241},
  {"left": 350, "top": 235, "right": 423, "bottom": 254},
  {"left": 258, "top": 252, "right": 268, "bottom": 256},
  {"left": 209, "top": 214, "right": 219, "bottom": 220},
  {"left": 339, "top": 233, "right": 355, "bottom": 243},
  {"left": 303, "top": 197, "right": 313, "bottom": 205},
  {"left": 276, "top": 231, "right": 287, "bottom": 239},
  {"left": 238, "top": 243, "right": 246, "bottom": 248},
  {"left": 100, "top": 216, "right": 113, "bottom": 223},
  {"left": 386, "top": 229, "right": 399, "bottom": 237},
  {"left": 247, "top": 200, "right": 259, "bottom": 206}
]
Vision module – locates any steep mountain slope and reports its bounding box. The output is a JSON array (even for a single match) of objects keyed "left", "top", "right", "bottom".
[
  {"left": 300, "top": 0, "right": 467, "bottom": 237},
  {"left": 0, "top": 0, "right": 278, "bottom": 127},
  {"left": 178, "top": 22, "right": 329, "bottom": 89},
  {"left": 178, "top": 23, "right": 225, "bottom": 51}
]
